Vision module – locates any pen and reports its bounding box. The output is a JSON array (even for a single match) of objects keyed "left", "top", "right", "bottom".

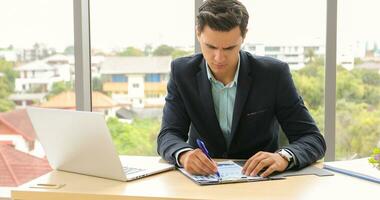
[{"left": 196, "top": 139, "right": 221, "bottom": 178}]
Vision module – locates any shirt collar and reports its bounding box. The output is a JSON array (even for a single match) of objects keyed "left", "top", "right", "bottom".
[{"left": 206, "top": 53, "right": 240, "bottom": 86}]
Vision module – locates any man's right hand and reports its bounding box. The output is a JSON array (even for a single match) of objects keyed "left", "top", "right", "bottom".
[{"left": 178, "top": 149, "right": 218, "bottom": 176}]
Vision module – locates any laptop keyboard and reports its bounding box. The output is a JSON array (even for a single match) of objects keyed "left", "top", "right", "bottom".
[{"left": 123, "top": 166, "right": 145, "bottom": 175}]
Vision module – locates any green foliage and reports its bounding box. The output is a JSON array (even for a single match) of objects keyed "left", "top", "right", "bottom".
[
  {"left": 0, "top": 59, "right": 17, "bottom": 112},
  {"left": 0, "top": 59, "right": 18, "bottom": 90},
  {"left": 46, "top": 81, "right": 73, "bottom": 100},
  {"left": 368, "top": 147, "right": 380, "bottom": 169},
  {"left": 92, "top": 77, "right": 103, "bottom": 92},
  {"left": 118, "top": 47, "right": 144, "bottom": 57},
  {"left": 64, "top": 45, "right": 75, "bottom": 55},
  {"left": 292, "top": 58, "right": 380, "bottom": 160},
  {"left": 153, "top": 44, "right": 175, "bottom": 56},
  {"left": 0, "top": 98, "right": 15, "bottom": 112},
  {"left": 171, "top": 49, "right": 193, "bottom": 59},
  {"left": 107, "top": 117, "right": 160, "bottom": 155}
]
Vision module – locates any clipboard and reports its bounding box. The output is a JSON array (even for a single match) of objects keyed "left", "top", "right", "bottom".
[{"left": 178, "top": 160, "right": 285, "bottom": 185}]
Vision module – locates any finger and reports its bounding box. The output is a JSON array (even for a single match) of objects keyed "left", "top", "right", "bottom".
[
  {"left": 186, "top": 161, "right": 209, "bottom": 175},
  {"left": 242, "top": 151, "right": 264, "bottom": 172},
  {"left": 194, "top": 150, "right": 218, "bottom": 173},
  {"left": 192, "top": 154, "right": 215, "bottom": 175},
  {"left": 260, "top": 165, "right": 276, "bottom": 177},
  {"left": 250, "top": 157, "right": 274, "bottom": 176},
  {"left": 186, "top": 163, "right": 207, "bottom": 175},
  {"left": 244, "top": 154, "right": 267, "bottom": 176},
  {"left": 184, "top": 152, "right": 210, "bottom": 175}
]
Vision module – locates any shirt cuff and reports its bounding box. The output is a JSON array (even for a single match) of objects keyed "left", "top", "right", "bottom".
[
  {"left": 283, "top": 148, "right": 298, "bottom": 169},
  {"left": 174, "top": 148, "right": 193, "bottom": 167}
]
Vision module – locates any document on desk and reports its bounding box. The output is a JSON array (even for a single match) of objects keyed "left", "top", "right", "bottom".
[
  {"left": 324, "top": 158, "right": 380, "bottom": 184},
  {"left": 178, "top": 160, "right": 283, "bottom": 185}
]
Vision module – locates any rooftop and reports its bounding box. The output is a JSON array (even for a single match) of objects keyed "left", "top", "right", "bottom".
[
  {"left": 100, "top": 56, "right": 171, "bottom": 74},
  {"left": 39, "top": 91, "right": 118, "bottom": 109},
  {"left": 0, "top": 109, "right": 36, "bottom": 141},
  {"left": 0, "top": 144, "right": 51, "bottom": 187}
]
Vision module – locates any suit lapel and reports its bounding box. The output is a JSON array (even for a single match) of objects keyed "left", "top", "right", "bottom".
[
  {"left": 196, "top": 59, "right": 227, "bottom": 152},
  {"left": 230, "top": 52, "right": 254, "bottom": 143}
]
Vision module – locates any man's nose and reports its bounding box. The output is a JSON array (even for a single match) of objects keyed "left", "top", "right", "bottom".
[{"left": 214, "top": 50, "right": 226, "bottom": 63}]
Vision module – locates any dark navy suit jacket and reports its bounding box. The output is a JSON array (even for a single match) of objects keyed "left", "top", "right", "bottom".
[{"left": 157, "top": 51, "right": 326, "bottom": 169}]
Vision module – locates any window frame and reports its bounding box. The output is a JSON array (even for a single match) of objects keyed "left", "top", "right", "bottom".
[{"left": 73, "top": 0, "right": 338, "bottom": 161}]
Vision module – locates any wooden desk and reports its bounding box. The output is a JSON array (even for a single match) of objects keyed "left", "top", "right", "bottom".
[{"left": 11, "top": 156, "right": 380, "bottom": 200}]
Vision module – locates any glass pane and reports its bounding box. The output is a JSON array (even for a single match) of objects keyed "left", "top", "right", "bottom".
[
  {"left": 0, "top": 0, "right": 74, "bottom": 187},
  {"left": 241, "top": 0, "right": 326, "bottom": 145},
  {"left": 336, "top": 0, "right": 380, "bottom": 160},
  {"left": 90, "top": 0, "right": 194, "bottom": 155}
]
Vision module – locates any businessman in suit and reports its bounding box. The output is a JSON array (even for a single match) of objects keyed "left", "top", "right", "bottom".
[{"left": 157, "top": 0, "right": 326, "bottom": 177}]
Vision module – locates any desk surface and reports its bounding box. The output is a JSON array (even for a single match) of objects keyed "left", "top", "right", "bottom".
[{"left": 11, "top": 156, "right": 380, "bottom": 200}]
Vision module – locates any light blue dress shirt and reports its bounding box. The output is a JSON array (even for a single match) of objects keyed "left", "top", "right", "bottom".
[{"left": 205, "top": 56, "right": 240, "bottom": 148}]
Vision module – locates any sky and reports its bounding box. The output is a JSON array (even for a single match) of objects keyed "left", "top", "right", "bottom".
[{"left": 0, "top": 0, "right": 379, "bottom": 52}]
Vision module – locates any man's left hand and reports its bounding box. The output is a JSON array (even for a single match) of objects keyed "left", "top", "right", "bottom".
[{"left": 242, "top": 151, "right": 289, "bottom": 177}]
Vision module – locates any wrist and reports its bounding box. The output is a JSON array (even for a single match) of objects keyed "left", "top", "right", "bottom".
[
  {"left": 178, "top": 150, "right": 191, "bottom": 166},
  {"left": 276, "top": 149, "right": 293, "bottom": 167}
]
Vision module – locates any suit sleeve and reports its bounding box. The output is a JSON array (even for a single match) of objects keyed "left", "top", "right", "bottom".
[
  {"left": 275, "top": 63, "right": 326, "bottom": 169},
  {"left": 157, "top": 61, "right": 193, "bottom": 164}
]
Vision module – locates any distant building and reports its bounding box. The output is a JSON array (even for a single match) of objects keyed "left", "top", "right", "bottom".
[
  {"left": 100, "top": 56, "right": 171, "bottom": 108},
  {"left": 244, "top": 42, "right": 354, "bottom": 70},
  {"left": 14, "top": 55, "right": 71, "bottom": 93},
  {"left": 21, "top": 43, "right": 55, "bottom": 62},
  {"left": 9, "top": 93, "right": 46, "bottom": 108},
  {"left": 356, "top": 61, "right": 380, "bottom": 74},
  {"left": 39, "top": 91, "right": 120, "bottom": 117},
  {"left": 0, "top": 144, "right": 51, "bottom": 187},
  {"left": 0, "top": 49, "right": 21, "bottom": 62}
]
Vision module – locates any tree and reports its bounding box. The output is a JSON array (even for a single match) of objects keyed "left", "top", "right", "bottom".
[
  {"left": 153, "top": 44, "right": 174, "bottom": 56},
  {"left": 92, "top": 77, "right": 103, "bottom": 92},
  {"left": 46, "top": 81, "right": 72, "bottom": 100},
  {"left": 144, "top": 44, "right": 153, "bottom": 56},
  {"left": 107, "top": 117, "right": 160, "bottom": 155},
  {"left": 64, "top": 45, "right": 75, "bottom": 55},
  {"left": 118, "top": 47, "right": 144, "bottom": 57},
  {"left": 304, "top": 48, "right": 316, "bottom": 64},
  {"left": 0, "top": 59, "right": 17, "bottom": 90},
  {"left": 0, "top": 59, "right": 17, "bottom": 112},
  {"left": 292, "top": 58, "right": 380, "bottom": 160},
  {"left": 171, "top": 49, "right": 193, "bottom": 59}
]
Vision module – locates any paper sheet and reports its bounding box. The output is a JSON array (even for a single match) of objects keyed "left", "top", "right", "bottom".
[{"left": 179, "top": 160, "right": 265, "bottom": 184}]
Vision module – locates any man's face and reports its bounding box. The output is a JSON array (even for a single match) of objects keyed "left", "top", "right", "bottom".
[{"left": 197, "top": 25, "right": 244, "bottom": 80}]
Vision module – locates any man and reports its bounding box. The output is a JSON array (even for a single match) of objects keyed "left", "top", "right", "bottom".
[{"left": 157, "top": 0, "right": 326, "bottom": 177}]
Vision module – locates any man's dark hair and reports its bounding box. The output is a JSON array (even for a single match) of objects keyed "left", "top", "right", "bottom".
[{"left": 197, "top": 0, "right": 249, "bottom": 37}]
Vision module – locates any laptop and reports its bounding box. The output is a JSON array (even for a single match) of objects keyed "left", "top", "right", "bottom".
[{"left": 27, "top": 107, "right": 174, "bottom": 181}]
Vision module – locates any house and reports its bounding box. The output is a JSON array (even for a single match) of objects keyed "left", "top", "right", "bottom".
[
  {"left": 0, "top": 144, "right": 51, "bottom": 187},
  {"left": 14, "top": 58, "right": 71, "bottom": 93},
  {"left": 0, "top": 109, "right": 44, "bottom": 158},
  {"left": 38, "top": 91, "right": 120, "bottom": 117},
  {"left": 100, "top": 56, "right": 171, "bottom": 108},
  {"left": 244, "top": 41, "right": 354, "bottom": 70},
  {"left": 9, "top": 93, "right": 46, "bottom": 108}
]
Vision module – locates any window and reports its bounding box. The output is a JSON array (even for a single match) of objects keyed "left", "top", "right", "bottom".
[
  {"left": 241, "top": 0, "right": 326, "bottom": 144},
  {"left": 132, "top": 83, "right": 140, "bottom": 88},
  {"left": 0, "top": 0, "right": 74, "bottom": 187},
  {"left": 112, "top": 74, "right": 128, "bottom": 83},
  {"left": 336, "top": 0, "right": 380, "bottom": 160},
  {"left": 90, "top": 0, "right": 194, "bottom": 156},
  {"left": 145, "top": 74, "right": 161, "bottom": 82}
]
